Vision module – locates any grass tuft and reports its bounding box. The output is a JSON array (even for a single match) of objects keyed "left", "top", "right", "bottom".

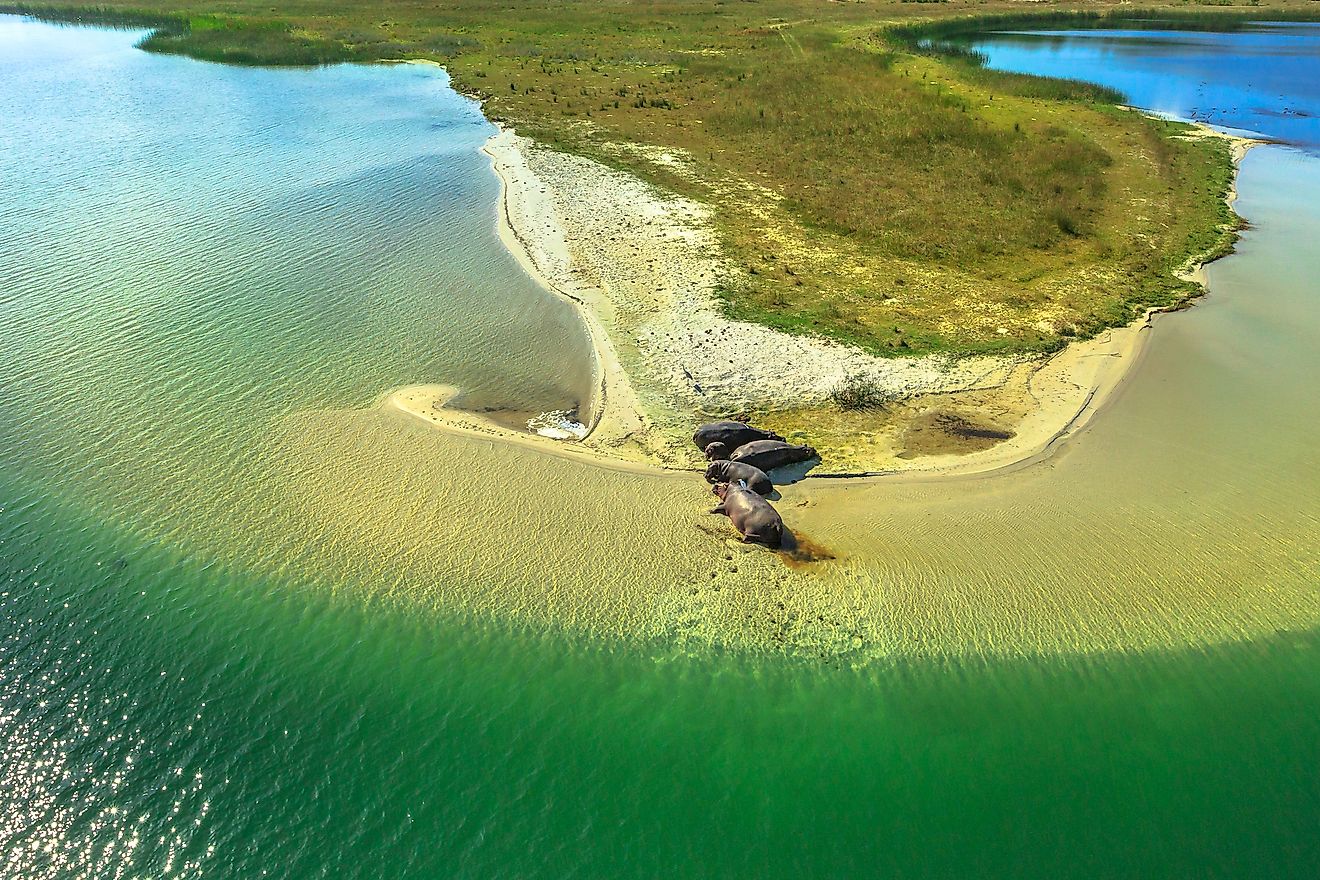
[{"left": 831, "top": 374, "right": 900, "bottom": 411}]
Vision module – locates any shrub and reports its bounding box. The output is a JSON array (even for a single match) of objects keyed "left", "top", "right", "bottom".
[{"left": 830, "top": 373, "right": 898, "bottom": 411}]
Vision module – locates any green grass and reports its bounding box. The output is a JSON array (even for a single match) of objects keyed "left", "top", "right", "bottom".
[
  {"left": 6, "top": 0, "right": 1315, "bottom": 356},
  {"left": 143, "top": 22, "right": 374, "bottom": 65}
]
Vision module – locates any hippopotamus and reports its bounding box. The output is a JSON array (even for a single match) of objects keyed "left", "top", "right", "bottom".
[
  {"left": 730, "top": 439, "right": 818, "bottom": 473},
  {"left": 703, "top": 442, "right": 731, "bottom": 461},
  {"left": 704, "top": 460, "right": 773, "bottom": 496},
  {"left": 692, "top": 421, "right": 783, "bottom": 452},
  {"left": 711, "top": 482, "right": 783, "bottom": 546}
]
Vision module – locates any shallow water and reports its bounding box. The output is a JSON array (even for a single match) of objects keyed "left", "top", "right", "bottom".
[
  {"left": 0, "top": 15, "right": 594, "bottom": 487},
  {"left": 3, "top": 16, "right": 1320, "bottom": 878},
  {"left": 963, "top": 22, "right": 1320, "bottom": 148}
]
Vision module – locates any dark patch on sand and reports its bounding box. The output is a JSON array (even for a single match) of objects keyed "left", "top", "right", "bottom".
[
  {"left": 898, "top": 409, "right": 1015, "bottom": 458},
  {"left": 780, "top": 531, "right": 836, "bottom": 567}
]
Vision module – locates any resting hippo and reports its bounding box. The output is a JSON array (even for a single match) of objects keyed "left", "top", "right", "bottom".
[
  {"left": 711, "top": 482, "right": 784, "bottom": 546},
  {"left": 703, "top": 442, "right": 731, "bottom": 461},
  {"left": 730, "top": 439, "right": 818, "bottom": 473},
  {"left": 692, "top": 420, "right": 783, "bottom": 452},
  {"left": 705, "top": 460, "right": 773, "bottom": 496}
]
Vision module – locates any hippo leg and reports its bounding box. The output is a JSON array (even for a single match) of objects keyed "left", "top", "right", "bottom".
[
  {"left": 709, "top": 504, "right": 727, "bottom": 515},
  {"left": 745, "top": 527, "right": 784, "bottom": 547}
]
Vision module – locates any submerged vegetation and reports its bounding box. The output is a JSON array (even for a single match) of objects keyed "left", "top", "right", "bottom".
[{"left": 7, "top": 0, "right": 1317, "bottom": 356}]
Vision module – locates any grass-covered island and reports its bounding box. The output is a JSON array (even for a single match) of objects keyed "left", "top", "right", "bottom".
[{"left": 12, "top": 0, "right": 1317, "bottom": 470}]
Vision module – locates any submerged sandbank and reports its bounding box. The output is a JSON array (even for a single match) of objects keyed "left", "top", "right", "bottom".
[{"left": 5, "top": 20, "right": 1315, "bottom": 673}]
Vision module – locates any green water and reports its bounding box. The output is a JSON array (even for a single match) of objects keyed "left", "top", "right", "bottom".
[
  {"left": 5, "top": 509, "right": 1320, "bottom": 877},
  {"left": 3, "top": 16, "right": 1320, "bottom": 878}
]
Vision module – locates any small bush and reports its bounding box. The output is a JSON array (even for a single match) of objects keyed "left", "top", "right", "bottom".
[
  {"left": 1052, "top": 209, "right": 1081, "bottom": 236},
  {"left": 830, "top": 373, "right": 898, "bottom": 411},
  {"left": 426, "top": 33, "right": 479, "bottom": 55}
]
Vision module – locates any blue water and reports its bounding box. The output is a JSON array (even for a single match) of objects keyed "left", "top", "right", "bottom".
[{"left": 966, "top": 22, "right": 1320, "bottom": 150}]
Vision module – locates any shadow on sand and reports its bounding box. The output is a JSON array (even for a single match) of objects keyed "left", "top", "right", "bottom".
[{"left": 767, "top": 458, "right": 820, "bottom": 486}]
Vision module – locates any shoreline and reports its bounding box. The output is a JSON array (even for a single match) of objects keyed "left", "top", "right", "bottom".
[
  {"left": 479, "top": 131, "right": 663, "bottom": 463},
  {"left": 400, "top": 91, "right": 1256, "bottom": 483}
]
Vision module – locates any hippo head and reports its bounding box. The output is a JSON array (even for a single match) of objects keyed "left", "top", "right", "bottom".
[
  {"left": 712, "top": 482, "right": 731, "bottom": 500},
  {"left": 704, "top": 442, "right": 731, "bottom": 461},
  {"left": 703, "top": 461, "right": 727, "bottom": 483}
]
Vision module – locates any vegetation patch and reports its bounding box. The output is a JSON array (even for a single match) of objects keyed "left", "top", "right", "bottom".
[{"left": 831, "top": 374, "right": 901, "bottom": 412}]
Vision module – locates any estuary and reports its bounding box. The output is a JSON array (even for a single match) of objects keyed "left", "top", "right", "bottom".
[{"left": 2, "top": 15, "right": 1318, "bottom": 878}]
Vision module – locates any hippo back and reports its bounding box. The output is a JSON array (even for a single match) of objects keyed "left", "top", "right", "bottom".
[
  {"left": 730, "top": 440, "right": 817, "bottom": 473},
  {"left": 692, "top": 420, "right": 784, "bottom": 451},
  {"left": 723, "top": 484, "right": 783, "bottom": 546},
  {"left": 705, "top": 460, "right": 773, "bottom": 496}
]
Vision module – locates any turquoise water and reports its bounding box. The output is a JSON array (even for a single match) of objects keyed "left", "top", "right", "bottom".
[
  {"left": 3, "top": 16, "right": 1320, "bottom": 878},
  {"left": 0, "top": 15, "right": 594, "bottom": 458}
]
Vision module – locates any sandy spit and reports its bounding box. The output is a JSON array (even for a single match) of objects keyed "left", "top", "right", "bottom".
[
  {"left": 478, "top": 127, "right": 1026, "bottom": 470},
  {"left": 400, "top": 103, "right": 1255, "bottom": 480}
]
